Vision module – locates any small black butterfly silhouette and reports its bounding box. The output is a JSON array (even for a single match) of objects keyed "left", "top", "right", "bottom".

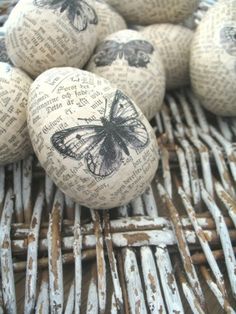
[
  {"left": 220, "top": 26, "right": 236, "bottom": 56},
  {"left": 93, "top": 40, "right": 154, "bottom": 68},
  {"left": 34, "top": 0, "right": 98, "bottom": 31},
  {"left": 51, "top": 90, "right": 149, "bottom": 177}
]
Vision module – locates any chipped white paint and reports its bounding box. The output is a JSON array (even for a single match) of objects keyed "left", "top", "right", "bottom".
[
  {"left": 186, "top": 90, "right": 209, "bottom": 133},
  {"left": 155, "top": 245, "right": 184, "bottom": 313},
  {"left": 181, "top": 280, "right": 205, "bottom": 314},
  {"left": 176, "top": 145, "right": 192, "bottom": 198},
  {"left": 185, "top": 128, "right": 213, "bottom": 196},
  {"left": 123, "top": 248, "right": 147, "bottom": 314},
  {"left": 0, "top": 166, "right": 5, "bottom": 219},
  {"left": 22, "top": 155, "right": 33, "bottom": 223},
  {"left": 217, "top": 116, "right": 233, "bottom": 142},
  {"left": 86, "top": 274, "right": 98, "bottom": 314},
  {"left": 91, "top": 209, "right": 106, "bottom": 314},
  {"left": 160, "top": 145, "right": 172, "bottom": 197},
  {"left": 13, "top": 160, "right": 23, "bottom": 222},
  {"left": 48, "top": 190, "right": 64, "bottom": 313},
  {"left": 24, "top": 191, "right": 44, "bottom": 313},
  {"left": 158, "top": 183, "right": 205, "bottom": 307},
  {"left": 210, "top": 125, "right": 236, "bottom": 182},
  {"left": 74, "top": 204, "right": 82, "bottom": 313},
  {"left": 131, "top": 196, "right": 144, "bottom": 216},
  {"left": 215, "top": 181, "right": 236, "bottom": 228},
  {"left": 176, "top": 92, "right": 198, "bottom": 138},
  {"left": 65, "top": 281, "right": 75, "bottom": 314},
  {"left": 167, "top": 94, "right": 184, "bottom": 137},
  {"left": 179, "top": 187, "right": 226, "bottom": 297},
  {"left": 0, "top": 189, "right": 16, "bottom": 314},
  {"left": 142, "top": 185, "right": 159, "bottom": 217},
  {"left": 161, "top": 105, "right": 174, "bottom": 143},
  {"left": 155, "top": 112, "right": 163, "bottom": 134},
  {"left": 201, "top": 183, "right": 236, "bottom": 298},
  {"left": 103, "top": 211, "right": 123, "bottom": 311},
  {"left": 45, "top": 175, "right": 54, "bottom": 211},
  {"left": 110, "top": 293, "right": 118, "bottom": 314},
  {"left": 198, "top": 128, "right": 235, "bottom": 198},
  {"left": 175, "top": 133, "right": 201, "bottom": 205},
  {"left": 201, "top": 266, "right": 235, "bottom": 314},
  {"left": 35, "top": 272, "right": 49, "bottom": 314},
  {"left": 141, "top": 246, "right": 166, "bottom": 313}
]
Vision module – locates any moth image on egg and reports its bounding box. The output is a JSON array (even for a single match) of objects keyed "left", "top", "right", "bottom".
[
  {"left": 93, "top": 40, "right": 154, "bottom": 67},
  {"left": 34, "top": 0, "right": 98, "bottom": 31},
  {"left": 220, "top": 26, "right": 236, "bottom": 56},
  {"left": 51, "top": 90, "right": 149, "bottom": 177}
]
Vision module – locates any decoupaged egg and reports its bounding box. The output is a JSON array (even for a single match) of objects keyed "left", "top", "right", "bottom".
[
  {"left": 86, "top": 30, "right": 165, "bottom": 120},
  {"left": 0, "top": 62, "right": 33, "bottom": 165},
  {"left": 190, "top": 0, "right": 236, "bottom": 116},
  {"left": 94, "top": 0, "right": 127, "bottom": 43},
  {"left": 5, "top": 0, "right": 98, "bottom": 77},
  {"left": 142, "top": 24, "right": 193, "bottom": 90},
  {"left": 105, "top": 0, "right": 199, "bottom": 25},
  {"left": 27, "top": 67, "right": 159, "bottom": 209}
]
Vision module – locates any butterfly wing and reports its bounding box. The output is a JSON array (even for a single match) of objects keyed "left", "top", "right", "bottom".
[
  {"left": 34, "top": 0, "right": 63, "bottom": 9},
  {"left": 93, "top": 40, "right": 121, "bottom": 66},
  {"left": 123, "top": 40, "right": 154, "bottom": 68},
  {"left": 110, "top": 90, "right": 149, "bottom": 149},
  {"left": 51, "top": 124, "right": 105, "bottom": 160},
  {"left": 68, "top": 0, "right": 98, "bottom": 31},
  {"left": 85, "top": 133, "right": 123, "bottom": 177}
]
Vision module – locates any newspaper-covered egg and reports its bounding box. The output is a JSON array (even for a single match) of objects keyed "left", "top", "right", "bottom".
[
  {"left": 105, "top": 0, "right": 199, "bottom": 25},
  {"left": 27, "top": 67, "right": 159, "bottom": 209},
  {"left": 0, "top": 62, "right": 33, "bottom": 165},
  {"left": 190, "top": 0, "right": 236, "bottom": 116},
  {"left": 5, "top": 0, "right": 98, "bottom": 78},
  {"left": 94, "top": 0, "right": 127, "bottom": 43},
  {"left": 86, "top": 30, "right": 165, "bottom": 120},
  {"left": 0, "top": 28, "right": 11, "bottom": 63},
  {"left": 142, "top": 24, "right": 193, "bottom": 90}
]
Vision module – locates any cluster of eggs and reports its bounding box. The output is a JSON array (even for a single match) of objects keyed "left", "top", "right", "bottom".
[{"left": 0, "top": 0, "right": 235, "bottom": 209}]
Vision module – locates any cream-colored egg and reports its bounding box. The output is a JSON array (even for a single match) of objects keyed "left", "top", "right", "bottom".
[
  {"left": 5, "top": 0, "right": 98, "bottom": 78},
  {"left": 86, "top": 30, "right": 165, "bottom": 120},
  {"left": 0, "top": 62, "right": 33, "bottom": 165},
  {"left": 190, "top": 0, "right": 236, "bottom": 116},
  {"left": 27, "top": 67, "right": 159, "bottom": 209},
  {"left": 142, "top": 24, "right": 193, "bottom": 90},
  {"left": 105, "top": 0, "right": 199, "bottom": 25},
  {"left": 94, "top": 0, "right": 127, "bottom": 43}
]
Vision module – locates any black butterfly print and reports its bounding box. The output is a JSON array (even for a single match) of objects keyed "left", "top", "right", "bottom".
[
  {"left": 93, "top": 40, "right": 154, "bottom": 68},
  {"left": 34, "top": 0, "right": 98, "bottom": 31},
  {"left": 220, "top": 26, "right": 236, "bottom": 57},
  {"left": 51, "top": 90, "right": 149, "bottom": 177}
]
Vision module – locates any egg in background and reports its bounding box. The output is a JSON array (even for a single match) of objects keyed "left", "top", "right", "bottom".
[
  {"left": 142, "top": 24, "right": 193, "bottom": 90},
  {"left": 0, "top": 62, "right": 33, "bottom": 165},
  {"left": 104, "top": 0, "right": 199, "bottom": 25},
  {"left": 190, "top": 0, "right": 236, "bottom": 116},
  {"left": 5, "top": 0, "right": 99, "bottom": 77},
  {"left": 94, "top": 0, "right": 127, "bottom": 43},
  {"left": 86, "top": 30, "right": 165, "bottom": 120}
]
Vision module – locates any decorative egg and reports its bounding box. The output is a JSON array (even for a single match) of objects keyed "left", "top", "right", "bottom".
[
  {"left": 27, "top": 67, "right": 159, "bottom": 209},
  {"left": 5, "top": 0, "right": 99, "bottom": 78},
  {"left": 0, "top": 62, "right": 33, "bottom": 165},
  {"left": 104, "top": 0, "right": 199, "bottom": 25},
  {"left": 94, "top": 0, "right": 127, "bottom": 43},
  {"left": 86, "top": 30, "right": 165, "bottom": 120},
  {"left": 190, "top": 0, "right": 236, "bottom": 116},
  {"left": 142, "top": 24, "right": 193, "bottom": 90}
]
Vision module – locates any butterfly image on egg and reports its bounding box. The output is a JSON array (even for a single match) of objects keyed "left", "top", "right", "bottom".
[
  {"left": 34, "top": 0, "right": 98, "bottom": 31},
  {"left": 220, "top": 26, "right": 236, "bottom": 56},
  {"left": 93, "top": 40, "right": 154, "bottom": 68},
  {"left": 51, "top": 90, "right": 149, "bottom": 178}
]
